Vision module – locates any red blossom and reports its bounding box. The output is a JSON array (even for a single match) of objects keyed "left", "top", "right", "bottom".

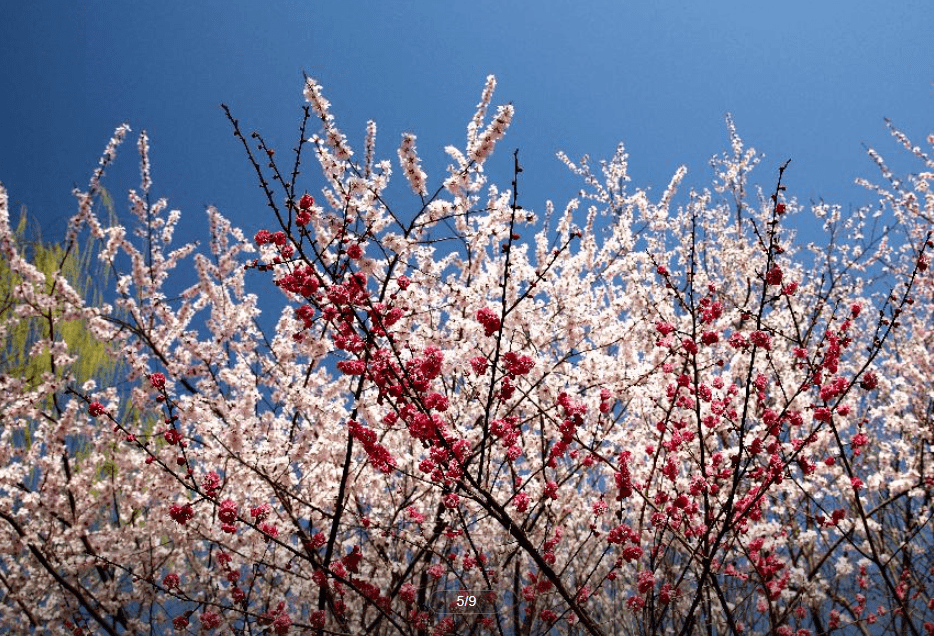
[
  {"left": 341, "top": 545, "right": 363, "bottom": 574},
  {"left": 218, "top": 499, "right": 238, "bottom": 525},
  {"left": 346, "top": 243, "right": 363, "bottom": 259},
  {"left": 700, "top": 331, "right": 719, "bottom": 346},
  {"left": 637, "top": 570, "right": 656, "bottom": 594},
  {"left": 728, "top": 332, "right": 748, "bottom": 349},
  {"left": 201, "top": 471, "right": 222, "bottom": 499},
  {"left": 621, "top": 545, "right": 643, "bottom": 562},
  {"left": 308, "top": 610, "right": 325, "bottom": 629},
  {"left": 169, "top": 504, "right": 194, "bottom": 525},
  {"left": 513, "top": 492, "right": 530, "bottom": 512},
  {"left": 336, "top": 359, "right": 366, "bottom": 375},
  {"left": 749, "top": 330, "right": 772, "bottom": 350},
  {"left": 476, "top": 307, "right": 501, "bottom": 336},
  {"left": 765, "top": 265, "right": 783, "bottom": 286},
  {"left": 503, "top": 351, "right": 535, "bottom": 376},
  {"left": 655, "top": 321, "right": 675, "bottom": 336},
  {"left": 543, "top": 481, "right": 559, "bottom": 500},
  {"left": 860, "top": 372, "right": 878, "bottom": 390},
  {"left": 576, "top": 585, "right": 590, "bottom": 605},
  {"left": 200, "top": 611, "right": 221, "bottom": 630}
]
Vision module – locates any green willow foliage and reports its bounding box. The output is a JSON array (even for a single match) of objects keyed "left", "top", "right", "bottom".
[{"left": 0, "top": 191, "right": 126, "bottom": 452}]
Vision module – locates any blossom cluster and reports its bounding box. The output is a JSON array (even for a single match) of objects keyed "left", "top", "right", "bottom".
[{"left": 0, "top": 75, "right": 931, "bottom": 636}]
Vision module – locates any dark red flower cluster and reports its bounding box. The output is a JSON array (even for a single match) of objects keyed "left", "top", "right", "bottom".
[
  {"left": 476, "top": 307, "right": 501, "bottom": 337},
  {"left": 278, "top": 264, "right": 320, "bottom": 299},
  {"left": 698, "top": 297, "right": 723, "bottom": 323},
  {"left": 502, "top": 351, "right": 535, "bottom": 377},
  {"left": 218, "top": 499, "right": 237, "bottom": 525},
  {"left": 296, "top": 194, "right": 314, "bottom": 227},
  {"left": 765, "top": 265, "right": 783, "bottom": 286},
  {"left": 348, "top": 420, "right": 396, "bottom": 473},
  {"left": 201, "top": 471, "right": 222, "bottom": 499},
  {"left": 749, "top": 330, "right": 772, "bottom": 350},
  {"left": 615, "top": 452, "right": 634, "bottom": 500},
  {"left": 169, "top": 503, "right": 194, "bottom": 525}
]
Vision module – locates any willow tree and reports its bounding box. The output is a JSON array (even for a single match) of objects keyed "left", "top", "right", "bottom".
[{"left": 0, "top": 190, "right": 128, "bottom": 457}]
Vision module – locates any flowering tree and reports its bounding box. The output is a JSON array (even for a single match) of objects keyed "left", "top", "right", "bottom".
[{"left": 0, "top": 75, "right": 932, "bottom": 636}]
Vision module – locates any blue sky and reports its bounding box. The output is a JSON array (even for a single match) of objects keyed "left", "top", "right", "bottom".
[{"left": 1, "top": 1, "right": 932, "bottom": 280}]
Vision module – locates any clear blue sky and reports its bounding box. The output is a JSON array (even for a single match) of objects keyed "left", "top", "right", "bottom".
[{"left": 1, "top": 1, "right": 932, "bottom": 268}]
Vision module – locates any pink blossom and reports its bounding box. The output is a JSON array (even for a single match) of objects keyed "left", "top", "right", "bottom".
[
  {"left": 3, "top": 75, "right": 930, "bottom": 636},
  {"left": 406, "top": 506, "right": 425, "bottom": 524}
]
